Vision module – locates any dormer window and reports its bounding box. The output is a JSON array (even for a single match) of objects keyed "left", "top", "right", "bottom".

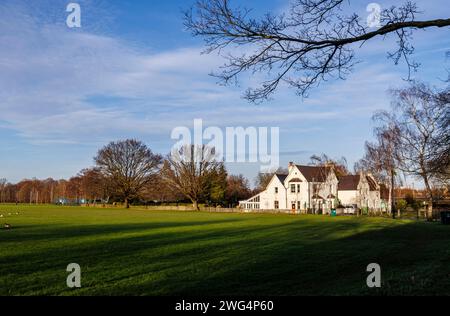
[{"left": 275, "top": 187, "right": 278, "bottom": 194}]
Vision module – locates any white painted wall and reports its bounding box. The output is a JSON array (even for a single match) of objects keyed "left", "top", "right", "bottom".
[
  {"left": 240, "top": 165, "right": 382, "bottom": 212},
  {"left": 338, "top": 190, "right": 358, "bottom": 206}
]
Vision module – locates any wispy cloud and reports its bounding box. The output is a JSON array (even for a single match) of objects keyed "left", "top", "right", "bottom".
[{"left": 0, "top": 0, "right": 448, "bottom": 182}]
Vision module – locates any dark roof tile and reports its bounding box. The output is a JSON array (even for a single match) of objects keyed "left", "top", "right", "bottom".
[
  {"left": 295, "top": 165, "right": 331, "bottom": 182},
  {"left": 275, "top": 174, "right": 288, "bottom": 183},
  {"left": 366, "top": 176, "right": 378, "bottom": 191},
  {"left": 338, "top": 175, "right": 360, "bottom": 191}
]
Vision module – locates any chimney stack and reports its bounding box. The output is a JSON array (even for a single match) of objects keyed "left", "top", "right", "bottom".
[{"left": 288, "top": 162, "right": 295, "bottom": 172}]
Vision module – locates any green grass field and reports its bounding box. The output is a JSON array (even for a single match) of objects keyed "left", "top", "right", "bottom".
[{"left": 1, "top": 204, "right": 449, "bottom": 296}]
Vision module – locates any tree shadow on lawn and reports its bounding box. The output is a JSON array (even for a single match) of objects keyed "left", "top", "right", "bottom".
[
  {"left": 108, "top": 220, "right": 450, "bottom": 296},
  {"left": 0, "top": 218, "right": 245, "bottom": 243},
  {"left": 1, "top": 218, "right": 449, "bottom": 295},
  {"left": 179, "top": 220, "right": 450, "bottom": 296}
]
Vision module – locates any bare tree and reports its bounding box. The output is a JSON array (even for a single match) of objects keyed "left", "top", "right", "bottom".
[
  {"left": 141, "top": 174, "right": 185, "bottom": 204},
  {"left": 309, "top": 153, "right": 349, "bottom": 177},
  {"left": 427, "top": 86, "right": 450, "bottom": 180},
  {"left": 161, "top": 144, "right": 223, "bottom": 210},
  {"left": 0, "top": 178, "right": 7, "bottom": 203},
  {"left": 185, "top": 0, "right": 450, "bottom": 102},
  {"left": 225, "top": 174, "right": 252, "bottom": 207},
  {"left": 375, "top": 83, "right": 448, "bottom": 218},
  {"left": 67, "top": 176, "right": 83, "bottom": 203},
  {"left": 255, "top": 167, "right": 288, "bottom": 191},
  {"left": 95, "top": 139, "right": 163, "bottom": 208},
  {"left": 78, "top": 168, "right": 110, "bottom": 204},
  {"left": 355, "top": 126, "right": 399, "bottom": 218}
]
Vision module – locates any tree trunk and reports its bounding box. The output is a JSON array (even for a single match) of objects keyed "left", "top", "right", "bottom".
[
  {"left": 422, "top": 175, "right": 433, "bottom": 220},
  {"left": 390, "top": 169, "right": 395, "bottom": 219},
  {"left": 125, "top": 198, "right": 130, "bottom": 209},
  {"left": 193, "top": 200, "right": 199, "bottom": 211}
]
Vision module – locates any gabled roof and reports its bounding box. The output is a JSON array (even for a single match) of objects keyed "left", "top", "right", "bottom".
[
  {"left": 366, "top": 176, "right": 378, "bottom": 191},
  {"left": 295, "top": 165, "right": 331, "bottom": 182},
  {"left": 338, "top": 175, "right": 360, "bottom": 191},
  {"left": 289, "top": 178, "right": 303, "bottom": 183},
  {"left": 275, "top": 174, "right": 288, "bottom": 183}
]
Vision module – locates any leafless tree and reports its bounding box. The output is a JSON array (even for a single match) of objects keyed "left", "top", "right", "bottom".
[
  {"left": 95, "top": 139, "right": 163, "bottom": 208},
  {"left": 78, "top": 168, "right": 110, "bottom": 204},
  {"left": 355, "top": 126, "right": 400, "bottom": 218},
  {"left": 161, "top": 144, "right": 223, "bottom": 210},
  {"left": 375, "top": 82, "right": 448, "bottom": 218},
  {"left": 427, "top": 86, "right": 450, "bottom": 181},
  {"left": 225, "top": 174, "right": 252, "bottom": 207},
  {"left": 255, "top": 167, "right": 288, "bottom": 191},
  {"left": 185, "top": 0, "right": 450, "bottom": 102},
  {"left": 309, "top": 153, "right": 349, "bottom": 176},
  {"left": 0, "top": 178, "right": 7, "bottom": 203},
  {"left": 141, "top": 174, "right": 185, "bottom": 204}
]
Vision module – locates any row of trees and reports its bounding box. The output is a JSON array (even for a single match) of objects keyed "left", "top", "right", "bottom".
[
  {"left": 1, "top": 84, "right": 447, "bottom": 213},
  {"left": 0, "top": 169, "right": 110, "bottom": 205},
  {"left": 0, "top": 141, "right": 254, "bottom": 210}
]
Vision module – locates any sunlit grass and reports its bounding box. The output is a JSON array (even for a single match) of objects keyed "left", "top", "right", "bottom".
[{"left": 0, "top": 204, "right": 449, "bottom": 295}]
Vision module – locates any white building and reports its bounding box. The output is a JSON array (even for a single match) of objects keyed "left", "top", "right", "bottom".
[
  {"left": 337, "top": 174, "right": 382, "bottom": 210},
  {"left": 239, "top": 163, "right": 384, "bottom": 214}
]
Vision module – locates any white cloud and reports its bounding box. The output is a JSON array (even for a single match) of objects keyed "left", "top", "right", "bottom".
[
  {"left": 0, "top": 0, "right": 446, "bottom": 151},
  {"left": 0, "top": 3, "right": 234, "bottom": 143}
]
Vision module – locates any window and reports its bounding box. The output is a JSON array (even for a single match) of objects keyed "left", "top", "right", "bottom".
[
  {"left": 297, "top": 184, "right": 301, "bottom": 193},
  {"left": 275, "top": 187, "right": 278, "bottom": 194},
  {"left": 298, "top": 201, "right": 301, "bottom": 210},
  {"left": 274, "top": 201, "right": 279, "bottom": 209},
  {"left": 291, "top": 184, "right": 296, "bottom": 193}
]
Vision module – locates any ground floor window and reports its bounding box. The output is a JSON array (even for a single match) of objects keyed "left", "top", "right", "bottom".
[{"left": 274, "top": 201, "right": 279, "bottom": 209}]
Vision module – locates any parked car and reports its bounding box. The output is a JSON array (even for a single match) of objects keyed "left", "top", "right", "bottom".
[{"left": 344, "top": 205, "right": 357, "bottom": 215}]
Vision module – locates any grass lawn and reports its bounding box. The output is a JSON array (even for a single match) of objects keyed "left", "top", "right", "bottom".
[{"left": 0, "top": 204, "right": 449, "bottom": 296}]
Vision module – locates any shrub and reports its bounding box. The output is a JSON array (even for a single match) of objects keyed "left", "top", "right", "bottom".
[{"left": 396, "top": 199, "right": 408, "bottom": 213}]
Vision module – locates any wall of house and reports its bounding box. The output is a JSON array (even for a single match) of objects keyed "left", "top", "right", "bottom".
[
  {"left": 283, "top": 166, "right": 338, "bottom": 212},
  {"left": 240, "top": 166, "right": 383, "bottom": 212},
  {"left": 284, "top": 166, "right": 309, "bottom": 211},
  {"left": 368, "top": 191, "right": 382, "bottom": 209},
  {"left": 338, "top": 190, "right": 358, "bottom": 206},
  {"left": 259, "top": 177, "right": 287, "bottom": 210}
]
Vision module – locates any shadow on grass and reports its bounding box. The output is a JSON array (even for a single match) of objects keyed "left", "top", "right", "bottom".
[
  {"left": 1, "top": 217, "right": 449, "bottom": 296},
  {"left": 0, "top": 218, "right": 245, "bottom": 242}
]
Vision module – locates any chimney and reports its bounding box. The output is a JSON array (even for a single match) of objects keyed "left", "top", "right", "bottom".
[{"left": 288, "top": 162, "right": 295, "bottom": 173}]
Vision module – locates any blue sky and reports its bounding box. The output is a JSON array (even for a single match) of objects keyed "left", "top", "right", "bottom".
[{"left": 0, "top": 0, "right": 449, "bottom": 185}]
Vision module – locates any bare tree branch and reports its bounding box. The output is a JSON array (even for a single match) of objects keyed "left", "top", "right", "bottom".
[{"left": 185, "top": 0, "right": 450, "bottom": 102}]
